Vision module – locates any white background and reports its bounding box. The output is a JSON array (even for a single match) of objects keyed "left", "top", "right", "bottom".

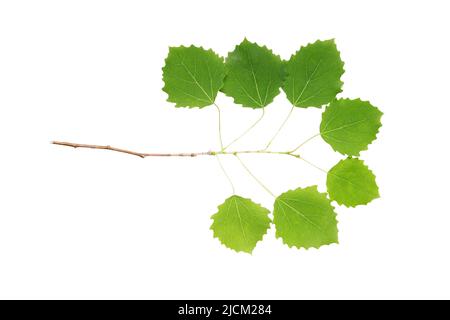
[{"left": 1, "top": 0, "right": 449, "bottom": 299}]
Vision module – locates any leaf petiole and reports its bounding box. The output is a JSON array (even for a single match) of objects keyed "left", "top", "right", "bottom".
[
  {"left": 289, "top": 133, "right": 320, "bottom": 153},
  {"left": 264, "top": 105, "right": 295, "bottom": 150},
  {"left": 298, "top": 156, "right": 328, "bottom": 174},
  {"left": 234, "top": 154, "right": 275, "bottom": 197},
  {"left": 223, "top": 108, "right": 265, "bottom": 150},
  {"left": 214, "top": 103, "right": 224, "bottom": 150},
  {"left": 215, "top": 155, "right": 236, "bottom": 194}
]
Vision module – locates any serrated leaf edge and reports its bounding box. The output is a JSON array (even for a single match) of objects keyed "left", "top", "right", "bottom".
[
  {"left": 328, "top": 157, "right": 380, "bottom": 208},
  {"left": 222, "top": 38, "right": 284, "bottom": 109},
  {"left": 283, "top": 39, "right": 345, "bottom": 109},
  {"left": 162, "top": 45, "right": 225, "bottom": 109},
  {"left": 210, "top": 195, "right": 272, "bottom": 254},
  {"left": 321, "top": 98, "right": 383, "bottom": 156},
  {"left": 274, "top": 185, "right": 339, "bottom": 250}
]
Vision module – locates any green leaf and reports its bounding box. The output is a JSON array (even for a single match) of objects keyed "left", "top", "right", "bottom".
[
  {"left": 320, "top": 98, "right": 383, "bottom": 156},
  {"left": 283, "top": 39, "right": 344, "bottom": 108},
  {"left": 211, "top": 195, "right": 271, "bottom": 253},
  {"left": 222, "top": 39, "right": 284, "bottom": 108},
  {"left": 327, "top": 158, "right": 379, "bottom": 207},
  {"left": 162, "top": 45, "right": 225, "bottom": 108},
  {"left": 273, "top": 186, "right": 338, "bottom": 249}
]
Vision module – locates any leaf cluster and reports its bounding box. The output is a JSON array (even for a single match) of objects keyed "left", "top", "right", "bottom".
[{"left": 163, "top": 39, "right": 382, "bottom": 253}]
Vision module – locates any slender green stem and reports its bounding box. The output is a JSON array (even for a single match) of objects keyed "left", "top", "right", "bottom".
[
  {"left": 298, "top": 156, "right": 328, "bottom": 174},
  {"left": 53, "top": 140, "right": 329, "bottom": 196},
  {"left": 215, "top": 155, "right": 236, "bottom": 194},
  {"left": 223, "top": 108, "right": 265, "bottom": 150},
  {"left": 264, "top": 105, "right": 295, "bottom": 150},
  {"left": 217, "top": 149, "right": 291, "bottom": 156},
  {"left": 234, "top": 154, "right": 275, "bottom": 197},
  {"left": 290, "top": 133, "right": 320, "bottom": 153},
  {"left": 52, "top": 141, "right": 299, "bottom": 158},
  {"left": 214, "top": 103, "right": 224, "bottom": 150}
]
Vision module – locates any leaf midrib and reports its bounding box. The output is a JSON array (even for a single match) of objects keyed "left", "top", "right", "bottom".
[
  {"left": 277, "top": 198, "right": 323, "bottom": 231},
  {"left": 328, "top": 167, "right": 376, "bottom": 196},
  {"left": 233, "top": 197, "right": 248, "bottom": 245},
  {"left": 293, "top": 59, "right": 322, "bottom": 105},
  {"left": 177, "top": 53, "right": 214, "bottom": 103},
  {"left": 245, "top": 48, "right": 263, "bottom": 106},
  {"left": 321, "top": 118, "right": 369, "bottom": 135}
]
